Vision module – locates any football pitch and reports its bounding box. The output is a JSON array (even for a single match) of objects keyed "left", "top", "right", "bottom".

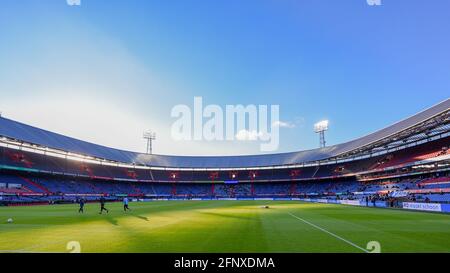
[{"left": 0, "top": 201, "right": 449, "bottom": 253}]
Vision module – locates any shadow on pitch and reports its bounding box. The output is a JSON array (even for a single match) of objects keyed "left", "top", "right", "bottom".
[
  {"left": 105, "top": 216, "right": 119, "bottom": 226},
  {"left": 198, "top": 211, "right": 255, "bottom": 221},
  {"left": 102, "top": 212, "right": 149, "bottom": 225},
  {"left": 129, "top": 212, "right": 149, "bottom": 221}
]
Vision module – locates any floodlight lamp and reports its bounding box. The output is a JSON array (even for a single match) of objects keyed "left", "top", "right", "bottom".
[{"left": 143, "top": 131, "right": 156, "bottom": 139}]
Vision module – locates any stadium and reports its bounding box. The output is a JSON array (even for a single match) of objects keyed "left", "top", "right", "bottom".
[{"left": 1, "top": 99, "right": 449, "bottom": 253}]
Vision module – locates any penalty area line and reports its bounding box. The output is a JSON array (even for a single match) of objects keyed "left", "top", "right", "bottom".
[{"left": 287, "top": 212, "right": 369, "bottom": 253}]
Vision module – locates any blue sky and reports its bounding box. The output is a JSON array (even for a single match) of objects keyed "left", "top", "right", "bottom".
[{"left": 0, "top": 0, "right": 449, "bottom": 155}]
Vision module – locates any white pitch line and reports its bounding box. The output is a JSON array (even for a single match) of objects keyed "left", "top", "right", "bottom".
[{"left": 288, "top": 212, "right": 369, "bottom": 253}]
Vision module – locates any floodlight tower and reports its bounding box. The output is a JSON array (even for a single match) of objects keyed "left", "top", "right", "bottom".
[
  {"left": 314, "top": 120, "right": 329, "bottom": 148},
  {"left": 143, "top": 131, "right": 156, "bottom": 154}
]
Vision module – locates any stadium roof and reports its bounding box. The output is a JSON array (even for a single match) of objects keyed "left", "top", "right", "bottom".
[{"left": 0, "top": 99, "right": 449, "bottom": 169}]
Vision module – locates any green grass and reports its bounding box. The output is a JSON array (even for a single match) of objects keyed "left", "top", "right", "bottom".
[{"left": 0, "top": 201, "right": 449, "bottom": 253}]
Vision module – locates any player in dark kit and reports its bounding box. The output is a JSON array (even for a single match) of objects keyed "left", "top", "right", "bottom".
[
  {"left": 99, "top": 196, "right": 109, "bottom": 214},
  {"left": 78, "top": 198, "right": 85, "bottom": 213}
]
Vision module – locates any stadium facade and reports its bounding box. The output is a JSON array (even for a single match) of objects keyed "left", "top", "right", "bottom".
[{"left": 0, "top": 99, "right": 449, "bottom": 208}]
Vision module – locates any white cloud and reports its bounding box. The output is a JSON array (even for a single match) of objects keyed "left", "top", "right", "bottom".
[{"left": 272, "top": 120, "right": 296, "bottom": 128}]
